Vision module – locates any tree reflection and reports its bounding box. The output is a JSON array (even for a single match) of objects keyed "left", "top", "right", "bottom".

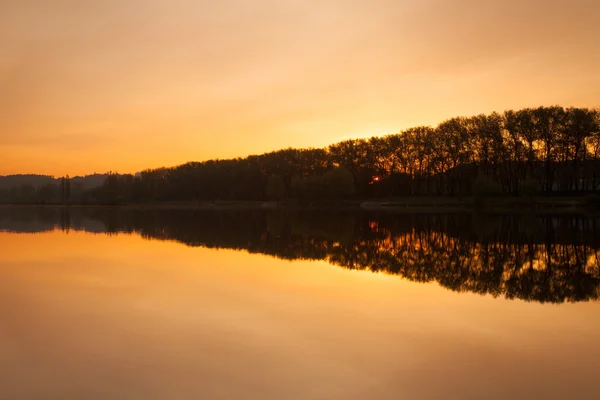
[{"left": 1, "top": 207, "right": 599, "bottom": 303}]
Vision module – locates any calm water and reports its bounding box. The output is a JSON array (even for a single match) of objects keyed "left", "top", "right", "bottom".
[{"left": 0, "top": 207, "right": 599, "bottom": 399}]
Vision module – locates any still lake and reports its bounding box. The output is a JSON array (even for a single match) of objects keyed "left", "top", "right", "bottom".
[{"left": 0, "top": 207, "right": 599, "bottom": 399}]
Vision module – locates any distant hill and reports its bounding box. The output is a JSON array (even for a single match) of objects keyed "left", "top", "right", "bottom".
[
  {"left": 0, "top": 174, "right": 56, "bottom": 189},
  {"left": 0, "top": 174, "right": 108, "bottom": 189},
  {"left": 70, "top": 174, "right": 110, "bottom": 189}
]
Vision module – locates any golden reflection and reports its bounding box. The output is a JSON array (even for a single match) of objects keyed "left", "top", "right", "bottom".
[
  {"left": 1, "top": 228, "right": 599, "bottom": 399},
  {"left": 1, "top": 207, "right": 599, "bottom": 303}
]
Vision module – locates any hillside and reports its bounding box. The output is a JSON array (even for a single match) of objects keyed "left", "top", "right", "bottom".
[{"left": 0, "top": 174, "right": 108, "bottom": 190}]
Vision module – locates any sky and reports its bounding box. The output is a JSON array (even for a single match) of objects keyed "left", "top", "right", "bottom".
[{"left": 1, "top": 0, "right": 599, "bottom": 176}]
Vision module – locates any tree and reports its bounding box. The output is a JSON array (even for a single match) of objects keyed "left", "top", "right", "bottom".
[
  {"left": 265, "top": 175, "right": 285, "bottom": 201},
  {"left": 561, "top": 108, "right": 597, "bottom": 191},
  {"left": 519, "top": 177, "right": 540, "bottom": 199},
  {"left": 60, "top": 175, "right": 71, "bottom": 204},
  {"left": 472, "top": 173, "right": 501, "bottom": 206},
  {"left": 323, "top": 167, "right": 355, "bottom": 198},
  {"left": 533, "top": 106, "right": 565, "bottom": 192},
  {"left": 38, "top": 184, "right": 59, "bottom": 204}
]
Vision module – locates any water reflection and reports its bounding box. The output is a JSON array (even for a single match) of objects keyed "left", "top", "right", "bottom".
[{"left": 1, "top": 206, "right": 599, "bottom": 303}]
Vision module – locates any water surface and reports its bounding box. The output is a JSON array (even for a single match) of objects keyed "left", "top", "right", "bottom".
[{"left": 0, "top": 207, "right": 599, "bottom": 399}]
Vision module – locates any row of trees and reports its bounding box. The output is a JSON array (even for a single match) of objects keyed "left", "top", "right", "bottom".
[
  {"left": 2, "top": 106, "right": 599, "bottom": 204},
  {"left": 88, "top": 106, "right": 598, "bottom": 203},
  {"left": 0, "top": 176, "right": 74, "bottom": 204}
]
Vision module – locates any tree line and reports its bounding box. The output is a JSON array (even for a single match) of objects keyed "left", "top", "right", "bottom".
[
  {"left": 0, "top": 174, "right": 107, "bottom": 204},
  {"left": 1, "top": 106, "right": 599, "bottom": 204},
  {"left": 91, "top": 105, "right": 600, "bottom": 203}
]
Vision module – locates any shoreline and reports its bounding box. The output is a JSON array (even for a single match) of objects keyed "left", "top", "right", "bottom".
[{"left": 0, "top": 196, "right": 598, "bottom": 215}]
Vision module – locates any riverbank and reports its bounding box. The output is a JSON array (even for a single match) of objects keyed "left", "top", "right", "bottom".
[
  {"left": 1, "top": 195, "right": 599, "bottom": 215},
  {"left": 362, "top": 196, "right": 600, "bottom": 214}
]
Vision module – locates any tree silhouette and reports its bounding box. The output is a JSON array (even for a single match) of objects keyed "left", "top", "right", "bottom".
[
  {"left": 265, "top": 175, "right": 285, "bottom": 201},
  {"left": 2, "top": 106, "right": 599, "bottom": 205}
]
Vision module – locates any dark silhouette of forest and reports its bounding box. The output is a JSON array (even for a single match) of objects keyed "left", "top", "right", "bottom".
[
  {"left": 85, "top": 106, "right": 600, "bottom": 203},
  {"left": 2, "top": 207, "right": 598, "bottom": 304},
  {"left": 0, "top": 174, "right": 106, "bottom": 204},
  {"left": 0, "top": 106, "right": 599, "bottom": 204}
]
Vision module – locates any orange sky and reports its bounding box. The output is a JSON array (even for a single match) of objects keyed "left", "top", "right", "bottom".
[{"left": 1, "top": 0, "right": 599, "bottom": 176}]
